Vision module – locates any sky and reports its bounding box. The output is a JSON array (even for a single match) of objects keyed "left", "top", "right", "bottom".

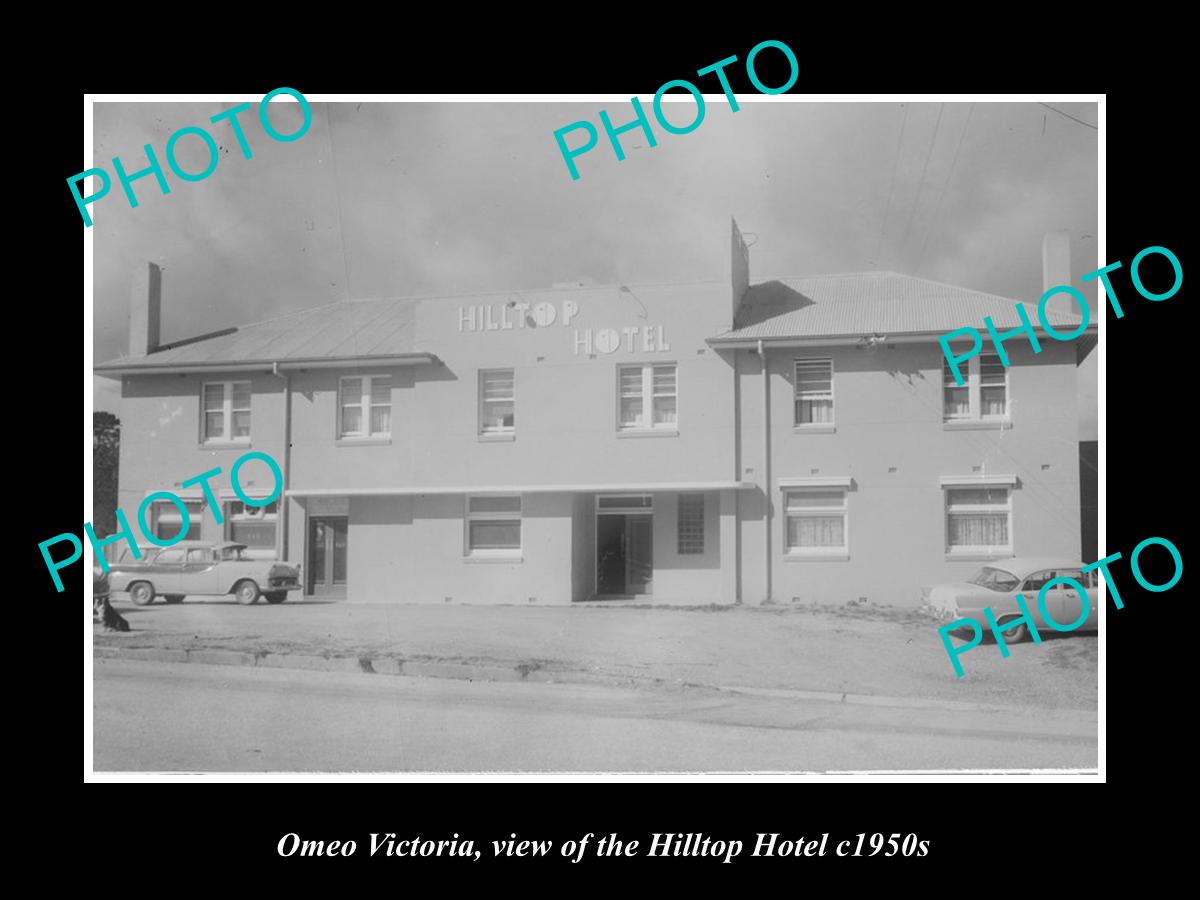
[{"left": 91, "top": 99, "right": 1099, "bottom": 435}]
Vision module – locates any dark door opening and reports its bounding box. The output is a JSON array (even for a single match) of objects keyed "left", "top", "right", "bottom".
[
  {"left": 596, "top": 513, "right": 652, "bottom": 597},
  {"left": 307, "top": 516, "right": 348, "bottom": 597}
]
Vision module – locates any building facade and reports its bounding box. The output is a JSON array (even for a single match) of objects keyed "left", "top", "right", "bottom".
[{"left": 96, "top": 223, "right": 1095, "bottom": 606}]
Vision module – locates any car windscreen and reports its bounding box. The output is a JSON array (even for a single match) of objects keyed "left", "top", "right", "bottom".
[{"left": 967, "top": 566, "right": 1020, "bottom": 592}]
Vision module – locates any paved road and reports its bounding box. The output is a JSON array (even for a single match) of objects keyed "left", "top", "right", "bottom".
[{"left": 92, "top": 659, "right": 1097, "bottom": 772}]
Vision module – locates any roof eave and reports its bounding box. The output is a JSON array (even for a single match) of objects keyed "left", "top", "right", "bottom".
[
  {"left": 93, "top": 353, "right": 442, "bottom": 378},
  {"left": 706, "top": 323, "right": 1099, "bottom": 349}
]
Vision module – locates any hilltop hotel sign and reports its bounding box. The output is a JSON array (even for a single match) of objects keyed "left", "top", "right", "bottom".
[{"left": 458, "top": 300, "right": 671, "bottom": 356}]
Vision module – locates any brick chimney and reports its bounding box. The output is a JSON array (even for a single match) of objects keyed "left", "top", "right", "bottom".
[
  {"left": 1041, "top": 231, "right": 1073, "bottom": 319},
  {"left": 729, "top": 217, "right": 750, "bottom": 329},
  {"left": 129, "top": 262, "right": 162, "bottom": 357}
]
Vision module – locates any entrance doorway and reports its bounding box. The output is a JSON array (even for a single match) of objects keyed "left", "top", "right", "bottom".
[
  {"left": 596, "top": 495, "right": 653, "bottom": 597},
  {"left": 307, "top": 516, "right": 348, "bottom": 597}
]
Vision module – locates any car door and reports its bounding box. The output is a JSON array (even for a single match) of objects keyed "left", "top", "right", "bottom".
[
  {"left": 1051, "top": 567, "right": 1093, "bottom": 631},
  {"left": 181, "top": 548, "right": 220, "bottom": 595},
  {"left": 1018, "top": 569, "right": 1054, "bottom": 626},
  {"left": 149, "top": 547, "right": 186, "bottom": 593}
]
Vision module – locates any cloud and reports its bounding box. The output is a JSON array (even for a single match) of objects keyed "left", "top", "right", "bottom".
[{"left": 93, "top": 99, "right": 1098, "bottom": 434}]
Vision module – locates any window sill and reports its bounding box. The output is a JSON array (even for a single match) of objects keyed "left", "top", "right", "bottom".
[
  {"left": 478, "top": 432, "right": 516, "bottom": 443},
  {"left": 463, "top": 553, "right": 523, "bottom": 564},
  {"left": 198, "top": 441, "right": 252, "bottom": 450},
  {"left": 616, "top": 428, "right": 679, "bottom": 439},
  {"left": 945, "top": 551, "right": 1013, "bottom": 562},
  {"left": 942, "top": 419, "right": 1012, "bottom": 431},
  {"left": 336, "top": 437, "right": 392, "bottom": 447},
  {"left": 784, "top": 552, "right": 850, "bottom": 562},
  {"left": 793, "top": 424, "right": 836, "bottom": 434}
]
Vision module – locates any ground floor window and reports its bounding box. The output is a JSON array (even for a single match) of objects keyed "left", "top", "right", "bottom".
[
  {"left": 225, "top": 500, "right": 278, "bottom": 550},
  {"left": 944, "top": 485, "right": 1012, "bottom": 555},
  {"left": 677, "top": 493, "right": 704, "bottom": 554},
  {"left": 784, "top": 487, "right": 848, "bottom": 555},
  {"left": 465, "top": 495, "right": 522, "bottom": 557},
  {"left": 150, "top": 499, "right": 203, "bottom": 542}
]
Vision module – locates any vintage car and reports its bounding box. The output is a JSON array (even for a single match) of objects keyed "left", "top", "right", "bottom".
[
  {"left": 107, "top": 540, "right": 301, "bottom": 606},
  {"left": 923, "top": 557, "right": 1098, "bottom": 643}
]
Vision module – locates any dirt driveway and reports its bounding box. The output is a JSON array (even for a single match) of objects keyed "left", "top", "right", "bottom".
[{"left": 93, "top": 599, "right": 1098, "bottom": 710}]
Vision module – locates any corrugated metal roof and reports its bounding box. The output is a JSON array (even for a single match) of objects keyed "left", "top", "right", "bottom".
[
  {"left": 95, "top": 298, "right": 422, "bottom": 371},
  {"left": 711, "top": 272, "right": 1090, "bottom": 342}
]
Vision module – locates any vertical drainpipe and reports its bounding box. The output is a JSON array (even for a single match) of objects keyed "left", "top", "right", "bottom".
[
  {"left": 270, "top": 362, "right": 291, "bottom": 561},
  {"left": 759, "top": 339, "right": 772, "bottom": 604}
]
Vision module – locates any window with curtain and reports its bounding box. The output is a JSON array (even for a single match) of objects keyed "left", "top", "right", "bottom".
[
  {"left": 945, "top": 486, "right": 1011, "bottom": 553},
  {"left": 618, "top": 363, "right": 677, "bottom": 431},
  {"left": 794, "top": 358, "right": 834, "bottom": 425},
  {"left": 943, "top": 353, "right": 1007, "bottom": 421},
  {"left": 224, "top": 500, "right": 279, "bottom": 549},
  {"left": 478, "top": 369, "right": 515, "bottom": 435},
  {"left": 785, "top": 488, "right": 848, "bottom": 554},
  {"left": 200, "top": 381, "right": 251, "bottom": 443},
  {"left": 339, "top": 375, "right": 391, "bottom": 439}
]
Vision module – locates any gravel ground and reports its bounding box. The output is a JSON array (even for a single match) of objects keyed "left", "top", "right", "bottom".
[{"left": 92, "top": 597, "right": 1098, "bottom": 710}]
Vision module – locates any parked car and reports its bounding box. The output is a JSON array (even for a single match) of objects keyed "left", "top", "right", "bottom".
[
  {"left": 922, "top": 557, "right": 1098, "bottom": 643},
  {"left": 107, "top": 540, "right": 301, "bottom": 606}
]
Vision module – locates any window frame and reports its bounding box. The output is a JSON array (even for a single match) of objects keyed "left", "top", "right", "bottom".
[
  {"left": 943, "top": 484, "right": 1013, "bottom": 558},
  {"left": 199, "top": 380, "right": 252, "bottom": 445},
  {"left": 478, "top": 368, "right": 516, "bottom": 438},
  {"left": 150, "top": 499, "right": 203, "bottom": 543},
  {"left": 783, "top": 486, "right": 849, "bottom": 558},
  {"left": 616, "top": 362, "right": 679, "bottom": 434},
  {"left": 793, "top": 357, "right": 835, "bottom": 428},
  {"left": 677, "top": 493, "right": 705, "bottom": 555},
  {"left": 942, "top": 352, "right": 1010, "bottom": 425},
  {"left": 224, "top": 499, "right": 279, "bottom": 550},
  {"left": 338, "top": 374, "right": 392, "bottom": 441},
  {"left": 464, "top": 494, "right": 523, "bottom": 560}
]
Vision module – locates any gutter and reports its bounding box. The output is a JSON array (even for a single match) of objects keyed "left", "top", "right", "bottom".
[
  {"left": 759, "top": 339, "right": 771, "bottom": 605},
  {"left": 269, "top": 362, "right": 292, "bottom": 561},
  {"left": 93, "top": 353, "right": 440, "bottom": 379},
  {"left": 707, "top": 323, "right": 1100, "bottom": 350}
]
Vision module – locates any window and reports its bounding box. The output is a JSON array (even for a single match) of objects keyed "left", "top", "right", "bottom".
[
  {"left": 677, "top": 494, "right": 704, "bottom": 554},
  {"left": 794, "top": 358, "right": 833, "bottom": 425},
  {"left": 945, "top": 486, "right": 1012, "bottom": 554},
  {"left": 150, "top": 499, "right": 203, "bottom": 542},
  {"left": 618, "top": 363, "right": 677, "bottom": 431},
  {"left": 201, "top": 381, "right": 251, "bottom": 444},
  {"left": 154, "top": 548, "right": 186, "bottom": 565},
  {"left": 784, "top": 487, "right": 848, "bottom": 555},
  {"left": 1021, "top": 569, "right": 1054, "bottom": 593},
  {"left": 225, "top": 500, "right": 278, "bottom": 550},
  {"left": 187, "top": 548, "right": 216, "bottom": 565},
  {"left": 465, "top": 495, "right": 522, "bottom": 557},
  {"left": 479, "top": 369, "right": 515, "bottom": 435},
  {"left": 943, "top": 353, "right": 1008, "bottom": 422},
  {"left": 339, "top": 375, "right": 391, "bottom": 439}
]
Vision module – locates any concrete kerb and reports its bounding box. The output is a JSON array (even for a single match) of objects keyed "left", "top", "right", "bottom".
[{"left": 91, "top": 644, "right": 1079, "bottom": 716}]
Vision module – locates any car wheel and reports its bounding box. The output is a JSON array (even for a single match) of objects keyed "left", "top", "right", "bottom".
[
  {"left": 264, "top": 592, "right": 287, "bottom": 604},
  {"left": 234, "top": 580, "right": 261, "bottom": 605},
  {"left": 999, "top": 618, "right": 1029, "bottom": 644},
  {"left": 163, "top": 595, "right": 184, "bottom": 604},
  {"left": 129, "top": 582, "right": 155, "bottom": 606}
]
